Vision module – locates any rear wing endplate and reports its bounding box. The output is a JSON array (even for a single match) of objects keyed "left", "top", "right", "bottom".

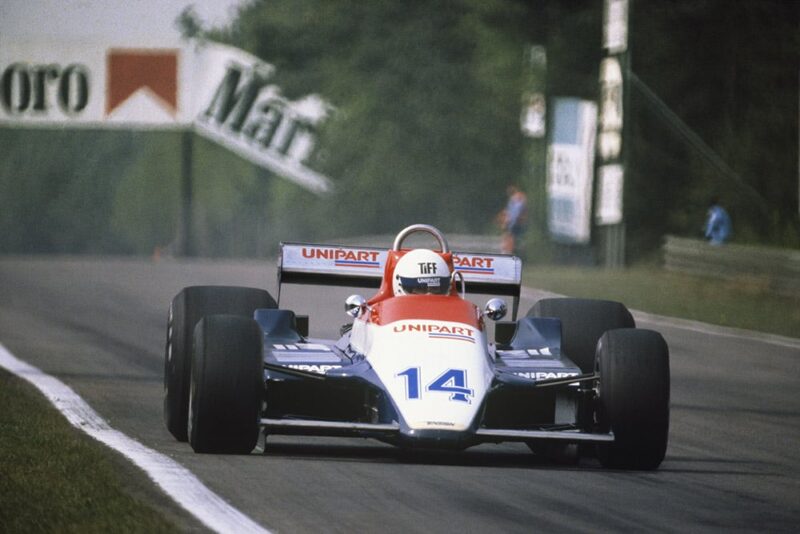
[{"left": 278, "top": 242, "right": 523, "bottom": 319}]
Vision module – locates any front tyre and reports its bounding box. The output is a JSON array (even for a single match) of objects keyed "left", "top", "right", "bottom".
[
  {"left": 164, "top": 286, "right": 275, "bottom": 441},
  {"left": 189, "top": 315, "right": 263, "bottom": 454},
  {"left": 595, "top": 328, "right": 670, "bottom": 470}
]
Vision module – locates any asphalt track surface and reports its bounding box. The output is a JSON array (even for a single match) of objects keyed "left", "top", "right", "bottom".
[{"left": 1, "top": 256, "right": 798, "bottom": 532}]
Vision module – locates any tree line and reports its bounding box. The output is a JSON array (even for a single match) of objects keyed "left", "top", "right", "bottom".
[
  {"left": 208, "top": 0, "right": 799, "bottom": 257},
  {"left": 1, "top": 0, "right": 796, "bottom": 258}
]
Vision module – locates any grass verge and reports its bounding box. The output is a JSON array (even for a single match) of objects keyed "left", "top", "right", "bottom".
[
  {"left": 0, "top": 369, "right": 183, "bottom": 533},
  {"left": 523, "top": 266, "right": 800, "bottom": 339}
]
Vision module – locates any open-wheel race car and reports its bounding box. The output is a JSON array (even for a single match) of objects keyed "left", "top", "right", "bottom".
[{"left": 164, "top": 224, "right": 670, "bottom": 469}]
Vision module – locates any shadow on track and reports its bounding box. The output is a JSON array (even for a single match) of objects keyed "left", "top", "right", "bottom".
[
  {"left": 262, "top": 440, "right": 593, "bottom": 471},
  {"left": 259, "top": 439, "right": 779, "bottom": 477}
]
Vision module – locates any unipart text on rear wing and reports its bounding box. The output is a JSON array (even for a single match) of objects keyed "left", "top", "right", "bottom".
[{"left": 277, "top": 242, "right": 522, "bottom": 318}]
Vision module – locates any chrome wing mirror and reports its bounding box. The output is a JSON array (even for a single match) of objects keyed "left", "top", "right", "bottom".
[
  {"left": 484, "top": 298, "right": 507, "bottom": 321},
  {"left": 345, "top": 294, "right": 368, "bottom": 318}
]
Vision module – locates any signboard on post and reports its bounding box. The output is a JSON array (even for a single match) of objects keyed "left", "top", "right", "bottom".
[
  {"left": 547, "top": 98, "right": 598, "bottom": 244},
  {"left": 597, "top": 0, "right": 629, "bottom": 267}
]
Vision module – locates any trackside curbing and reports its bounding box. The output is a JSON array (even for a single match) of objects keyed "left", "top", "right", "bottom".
[{"left": 0, "top": 343, "right": 271, "bottom": 534}]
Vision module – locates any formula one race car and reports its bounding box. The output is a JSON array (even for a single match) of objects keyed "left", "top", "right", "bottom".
[{"left": 163, "top": 224, "right": 669, "bottom": 469}]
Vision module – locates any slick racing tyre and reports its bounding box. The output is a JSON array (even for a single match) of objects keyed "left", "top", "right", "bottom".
[
  {"left": 595, "top": 328, "right": 670, "bottom": 470},
  {"left": 528, "top": 298, "right": 635, "bottom": 373},
  {"left": 189, "top": 315, "right": 264, "bottom": 454},
  {"left": 164, "top": 286, "right": 276, "bottom": 441}
]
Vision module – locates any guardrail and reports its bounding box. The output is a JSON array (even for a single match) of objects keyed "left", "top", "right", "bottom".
[{"left": 663, "top": 236, "right": 800, "bottom": 296}]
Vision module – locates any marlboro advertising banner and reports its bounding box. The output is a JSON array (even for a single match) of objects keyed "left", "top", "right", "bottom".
[{"left": 0, "top": 39, "right": 332, "bottom": 193}]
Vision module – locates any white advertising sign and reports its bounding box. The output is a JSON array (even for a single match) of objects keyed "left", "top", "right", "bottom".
[
  {"left": 596, "top": 164, "right": 624, "bottom": 225},
  {"left": 0, "top": 39, "right": 332, "bottom": 193},
  {"left": 603, "top": 0, "right": 629, "bottom": 54},
  {"left": 520, "top": 92, "right": 546, "bottom": 138},
  {"left": 547, "top": 99, "right": 597, "bottom": 244},
  {"left": 190, "top": 41, "right": 332, "bottom": 193},
  {"left": 0, "top": 40, "right": 191, "bottom": 128}
]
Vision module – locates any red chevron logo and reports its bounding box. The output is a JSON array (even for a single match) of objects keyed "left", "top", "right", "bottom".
[{"left": 106, "top": 49, "right": 178, "bottom": 116}]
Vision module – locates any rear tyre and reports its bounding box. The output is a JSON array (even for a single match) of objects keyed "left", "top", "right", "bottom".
[
  {"left": 164, "top": 286, "right": 275, "bottom": 441},
  {"left": 528, "top": 298, "right": 635, "bottom": 373},
  {"left": 189, "top": 315, "right": 264, "bottom": 454},
  {"left": 595, "top": 328, "right": 670, "bottom": 470}
]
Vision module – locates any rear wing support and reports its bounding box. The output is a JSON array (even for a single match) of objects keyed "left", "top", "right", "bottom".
[{"left": 278, "top": 242, "right": 523, "bottom": 320}]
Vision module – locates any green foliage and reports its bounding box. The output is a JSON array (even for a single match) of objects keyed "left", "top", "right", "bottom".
[
  {"left": 1, "top": 1, "right": 796, "bottom": 258},
  {"left": 110, "top": 132, "right": 182, "bottom": 253},
  {"left": 0, "top": 129, "right": 137, "bottom": 254},
  {"left": 628, "top": 0, "right": 800, "bottom": 255},
  {"left": 175, "top": 5, "right": 204, "bottom": 39},
  {"left": 189, "top": 136, "right": 271, "bottom": 256},
  {"left": 543, "top": 0, "right": 601, "bottom": 99},
  {"left": 0, "top": 130, "right": 186, "bottom": 255},
  {"left": 218, "top": 0, "right": 797, "bottom": 255},
  {"left": 214, "top": 0, "right": 530, "bottom": 239}
]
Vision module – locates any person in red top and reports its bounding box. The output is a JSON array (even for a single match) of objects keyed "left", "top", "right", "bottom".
[{"left": 498, "top": 184, "right": 528, "bottom": 255}]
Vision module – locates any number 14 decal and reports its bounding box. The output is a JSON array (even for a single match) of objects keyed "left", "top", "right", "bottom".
[{"left": 397, "top": 367, "right": 474, "bottom": 403}]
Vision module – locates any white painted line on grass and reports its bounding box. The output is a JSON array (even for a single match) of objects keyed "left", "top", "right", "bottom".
[{"left": 0, "top": 343, "right": 271, "bottom": 534}]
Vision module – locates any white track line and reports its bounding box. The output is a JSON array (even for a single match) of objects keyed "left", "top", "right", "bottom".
[{"left": 0, "top": 343, "right": 270, "bottom": 534}]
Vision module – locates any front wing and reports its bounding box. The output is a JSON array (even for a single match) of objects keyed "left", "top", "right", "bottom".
[{"left": 261, "top": 361, "right": 613, "bottom": 446}]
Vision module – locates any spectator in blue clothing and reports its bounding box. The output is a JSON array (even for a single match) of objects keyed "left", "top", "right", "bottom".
[{"left": 704, "top": 198, "right": 732, "bottom": 245}]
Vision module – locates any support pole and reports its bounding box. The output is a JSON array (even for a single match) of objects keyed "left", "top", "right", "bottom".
[
  {"left": 178, "top": 129, "right": 194, "bottom": 257},
  {"left": 597, "top": 0, "right": 630, "bottom": 268}
]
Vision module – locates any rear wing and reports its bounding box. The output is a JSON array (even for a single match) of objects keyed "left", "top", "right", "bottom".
[{"left": 278, "top": 242, "right": 523, "bottom": 319}]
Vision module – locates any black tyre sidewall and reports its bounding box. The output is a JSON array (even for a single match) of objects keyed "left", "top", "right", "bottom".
[
  {"left": 189, "top": 315, "right": 264, "bottom": 454},
  {"left": 164, "top": 290, "right": 189, "bottom": 441},
  {"left": 163, "top": 286, "right": 275, "bottom": 442},
  {"left": 596, "top": 328, "right": 670, "bottom": 470}
]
